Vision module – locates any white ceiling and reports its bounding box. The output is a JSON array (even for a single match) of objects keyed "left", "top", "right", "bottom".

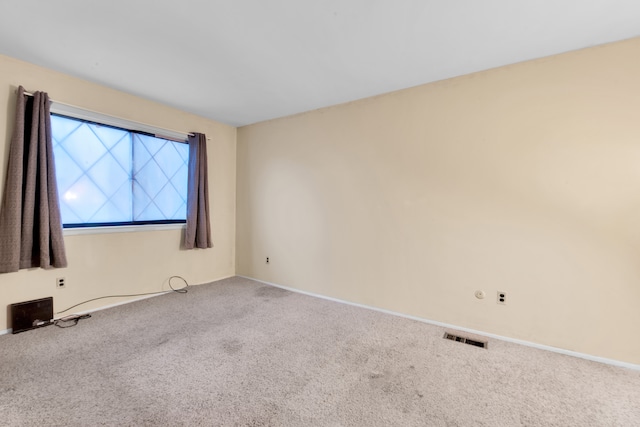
[{"left": 1, "top": 1, "right": 639, "bottom": 127}]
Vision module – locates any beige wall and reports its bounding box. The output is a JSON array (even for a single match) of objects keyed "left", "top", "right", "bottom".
[
  {"left": 237, "top": 38, "right": 640, "bottom": 365},
  {"left": 0, "top": 55, "right": 236, "bottom": 330}
]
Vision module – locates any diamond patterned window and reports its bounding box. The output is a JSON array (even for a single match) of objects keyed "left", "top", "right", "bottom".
[{"left": 51, "top": 114, "right": 189, "bottom": 227}]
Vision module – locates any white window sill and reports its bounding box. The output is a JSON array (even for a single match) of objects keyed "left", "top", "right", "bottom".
[{"left": 63, "top": 223, "right": 185, "bottom": 236}]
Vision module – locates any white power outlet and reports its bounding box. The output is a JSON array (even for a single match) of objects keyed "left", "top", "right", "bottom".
[
  {"left": 56, "top": 277, "right": 66, "bottom": 288},
  {"left": 497, "top": 291, "right": 506, "bottom": 305}
]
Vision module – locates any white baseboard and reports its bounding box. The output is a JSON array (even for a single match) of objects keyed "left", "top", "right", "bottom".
[
  {"left": 0, "top": 293, "right": 167, "bottom": 336},
  {"left": 54, "top": 274, "right": 236, "bottom": 319},
  {"left": 56, "top": 292, "right": 165, "bottom": 319},
  {"left": 239, "top": 275, "right": 640, "bottom": 372},
  {"left": 2, "top": 275, "right": 236, "bottom": 332}
]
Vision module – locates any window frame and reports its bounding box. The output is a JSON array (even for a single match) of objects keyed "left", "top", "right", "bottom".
[{"left": 49, "top": 103, "right": 190, "bottom": 233}]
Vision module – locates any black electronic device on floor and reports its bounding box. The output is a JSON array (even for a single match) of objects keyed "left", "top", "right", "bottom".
[{"left": 10, "top": 297, "right": 53, "bottom": 334}]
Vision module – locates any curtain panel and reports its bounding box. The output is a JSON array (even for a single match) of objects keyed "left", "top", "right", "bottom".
[
  {"left": 184, "top": 132, "right": 212, "bottom": 249},
  {"left": 0, "top": 86, "right": 67, "bottom": 273}
]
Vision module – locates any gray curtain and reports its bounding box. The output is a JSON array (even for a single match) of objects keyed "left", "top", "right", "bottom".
[
  {"left": 184, "top": 132, "right": 212, "bottom": 249},
  {"left": 0, "top": 86, "right": 67, "bottom": 273}
]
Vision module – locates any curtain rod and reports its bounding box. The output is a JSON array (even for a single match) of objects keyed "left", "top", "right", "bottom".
[{"left": 21, "top": 90, "right": 196, "bottom": 139}]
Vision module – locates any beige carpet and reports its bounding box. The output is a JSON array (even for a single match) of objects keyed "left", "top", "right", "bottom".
[{"left": 1, "top": 276, "right": 639, "bottom": 426}]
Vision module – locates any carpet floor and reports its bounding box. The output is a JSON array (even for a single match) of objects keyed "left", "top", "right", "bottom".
[{"left": 1, "top": 276, "right": 639, "bottom": 426}]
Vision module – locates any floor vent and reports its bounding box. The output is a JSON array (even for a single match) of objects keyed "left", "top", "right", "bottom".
[{"left": 443, "top": 332, "right": 488, "bottom": 349}]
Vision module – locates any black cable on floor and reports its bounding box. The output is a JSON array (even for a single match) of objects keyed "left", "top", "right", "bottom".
[
  {"left": 54, "top": 314, "right": 92, "bottom": 328},
  {"left": 56, "top": 275, "right": 189, "bottom": 315}
]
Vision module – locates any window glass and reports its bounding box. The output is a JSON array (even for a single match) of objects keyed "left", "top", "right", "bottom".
[
  {"left": 132, "top": 134, "right": 189, "bottom": 221},
  {"left": 51, "top": 114, "right": 188, "bottom": 227}
]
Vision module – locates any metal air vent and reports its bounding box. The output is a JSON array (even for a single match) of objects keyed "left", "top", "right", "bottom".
[{"left": 443, "top": 332, "right": 488, "bottom": 349}]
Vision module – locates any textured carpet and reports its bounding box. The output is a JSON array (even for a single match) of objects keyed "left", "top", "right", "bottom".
[{"left": 1, "top": 276, "right": 639, "bottom": 426}]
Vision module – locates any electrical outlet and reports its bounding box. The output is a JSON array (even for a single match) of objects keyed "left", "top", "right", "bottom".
[
  {"left": 266, "top": 257, "right": 269, "bottom": 264},
  {"left": 56, "top": 277, "right": 66, "bottom": 289},
  {"left": 497, "top": 291, "right": 506, "bottom": 305}
]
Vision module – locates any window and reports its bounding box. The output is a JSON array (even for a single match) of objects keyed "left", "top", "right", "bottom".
[{"left": 51, "top": 114, "right": 189, "bottom": 228}]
